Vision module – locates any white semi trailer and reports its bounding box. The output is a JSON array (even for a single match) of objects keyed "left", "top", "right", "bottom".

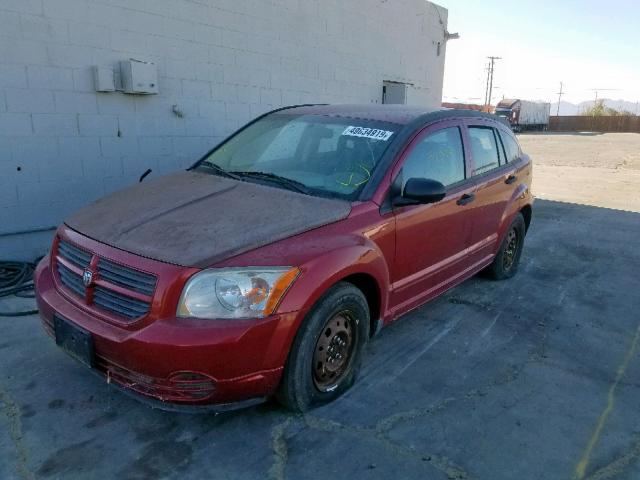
[{"left": 494, "top": 99, "right": 551, "bottom": 132}]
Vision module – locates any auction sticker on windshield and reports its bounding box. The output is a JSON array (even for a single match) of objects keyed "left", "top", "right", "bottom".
[{"left": 342, "top": 126, "right": 394, "bottom": 141}]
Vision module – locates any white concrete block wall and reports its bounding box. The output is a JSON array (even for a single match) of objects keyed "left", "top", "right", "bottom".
[{"left": 0, "top": 0, "right": 448, "bottom": 260}]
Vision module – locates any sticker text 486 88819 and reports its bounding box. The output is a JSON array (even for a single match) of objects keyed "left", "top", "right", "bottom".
[{"left": 342, "top": 126, "right": 394, "bottom": 141}]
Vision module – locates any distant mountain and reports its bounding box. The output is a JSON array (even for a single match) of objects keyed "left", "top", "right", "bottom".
[
  {"left": 552, "top": 101, "right": 581, "bottom": 116},
  {"left": 553, "top": 99, "right": 639, "bottom": 116}
]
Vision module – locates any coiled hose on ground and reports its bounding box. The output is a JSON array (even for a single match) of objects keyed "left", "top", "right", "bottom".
[{"left": 0, "top": 261, "right": 39, "bottom": 317}]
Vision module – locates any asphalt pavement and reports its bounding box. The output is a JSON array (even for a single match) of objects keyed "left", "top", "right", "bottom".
[{"left": 1, "top": 198, "right": 639, "bottom": 480}]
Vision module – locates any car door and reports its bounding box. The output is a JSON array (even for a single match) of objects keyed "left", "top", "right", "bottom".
[
  {"left": 464, "top": 122, "right": 519, "bottom": 265},
  {"left": 390, "top": 122, "right": 478, "bottom": 313}
]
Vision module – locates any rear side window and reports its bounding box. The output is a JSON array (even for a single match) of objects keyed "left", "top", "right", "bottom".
[
  {"left": 499, "top": 130, "right": 521, "bottom": 163},
  {"left": 469, "top": 127, "right": 500, "bottom": 175},
  {"left": 400, "top": 127, "right": 465, "bottom": 187}
]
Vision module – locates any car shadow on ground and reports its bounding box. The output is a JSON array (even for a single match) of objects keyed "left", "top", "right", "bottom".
[{"left": 1, "top": 199, "right": 639, "bottom": 480}]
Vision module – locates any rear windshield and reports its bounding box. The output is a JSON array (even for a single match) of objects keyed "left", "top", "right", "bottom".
[{"left": 194, "top": 113, "right": 400, "bottom": 199}]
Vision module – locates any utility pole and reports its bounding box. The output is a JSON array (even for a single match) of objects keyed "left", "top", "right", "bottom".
[
  {"left": 589, "top": 88, "right": 620, "bottom": 109},
  {"left": 556, "top": 81, "right": 564, "bottom": 116},
  {"left": 483, "top": 61, "right": 491, "bottom": 106},
  {"left": 485, "top": 56, "right": 501, "bottom": 107}
]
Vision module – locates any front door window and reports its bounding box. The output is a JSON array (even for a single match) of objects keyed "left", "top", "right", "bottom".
[{"left": 399, "top": 127, "right": 466, "bottom": 188}]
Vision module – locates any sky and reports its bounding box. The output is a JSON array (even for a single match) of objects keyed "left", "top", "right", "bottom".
[{"left": 436, "top": 0, "right": 640, "bottom": 107}]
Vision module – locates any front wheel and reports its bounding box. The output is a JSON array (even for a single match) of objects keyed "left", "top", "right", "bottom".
[
  {"left": 485, "top": 212, "right": 526, "bottom": 280},
  {"left": 276, "top": 282, "right": 369, "bottom": 412}
]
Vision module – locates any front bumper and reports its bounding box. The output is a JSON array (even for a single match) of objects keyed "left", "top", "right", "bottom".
[{"left": 35, "top": 256, "right": 300, "bottom": 409}]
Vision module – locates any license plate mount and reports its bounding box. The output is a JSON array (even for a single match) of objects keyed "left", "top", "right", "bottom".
[{"left": 54, "top": 316, "right": 95, "bottom": 368}]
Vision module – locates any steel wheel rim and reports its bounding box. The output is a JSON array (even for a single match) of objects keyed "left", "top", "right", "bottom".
[
  {"left": 503, "top": 228, "right": 519, "bottom": 271},
  {"left": 312, "top": 311, "right": 357, "bottom": 392}
]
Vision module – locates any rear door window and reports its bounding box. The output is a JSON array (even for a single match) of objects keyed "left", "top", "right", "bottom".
[
  {"left": 498, "top": 130, "right": 521, "bottom": 163},
  {"left": 469, "top": 127, "right": 501, "bottom": 175},
  {"left": 400, "top": 127, "right": 465, "bottom": 188}
]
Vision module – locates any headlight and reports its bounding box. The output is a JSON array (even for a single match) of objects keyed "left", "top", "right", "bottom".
[{"left": 177, "top": 267, "right": 300, "bottom": 319}]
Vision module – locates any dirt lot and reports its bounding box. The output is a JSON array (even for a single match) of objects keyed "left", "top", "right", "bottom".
[
  {"left": 1, "top": 133, "right": 640, "bottom": 480},
  {"left": 520, "top": 132, "right": 640, "bottom": 212}
]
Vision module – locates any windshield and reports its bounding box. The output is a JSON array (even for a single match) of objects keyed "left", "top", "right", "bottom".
[{"left": 194, "top": 113, "right": 399, "bottom": 199}]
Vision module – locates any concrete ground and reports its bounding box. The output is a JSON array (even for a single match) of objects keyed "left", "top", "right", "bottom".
[{"left": 1, "top": 133, "right": 640, "bottom": 480}]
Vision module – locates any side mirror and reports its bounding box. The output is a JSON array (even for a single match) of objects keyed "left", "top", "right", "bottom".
[{"left": 394, "top": 178, "right": 446, "bottom": 206}]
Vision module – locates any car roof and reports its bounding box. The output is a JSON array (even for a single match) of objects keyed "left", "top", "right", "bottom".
[{"left": 273, "top": 104, "right": 499, "bottom": 126}]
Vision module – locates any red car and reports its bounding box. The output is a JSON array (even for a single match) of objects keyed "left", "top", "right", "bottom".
[{"left": 35, "top": 105, "right": 533, "bottom": 412}]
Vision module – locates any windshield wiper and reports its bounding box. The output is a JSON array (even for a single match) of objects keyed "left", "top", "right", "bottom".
[
  {"left": 199, "top": 162, "right": 241, "bottom": 180},
  {"left": 229, "top": 171, "right": 311, "bottom": 195}
]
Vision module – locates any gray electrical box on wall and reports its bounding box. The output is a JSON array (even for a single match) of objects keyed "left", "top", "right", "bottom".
[
  {"left": 382, "top": 81, "right": 407, "bottom": 104},
  {"left": 93, "top": 66, "right": 116, "bottom": 92},
  {"left": 120, "top": 59, "right": 159, "bottom": 94}
]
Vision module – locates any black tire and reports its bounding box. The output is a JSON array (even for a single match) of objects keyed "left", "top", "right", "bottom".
[
  {"left": 486, "top": 212, "right": 526, "bottom": 280},
  {"left": 276, "top": 282, "right": 369, "bottom": 412}
]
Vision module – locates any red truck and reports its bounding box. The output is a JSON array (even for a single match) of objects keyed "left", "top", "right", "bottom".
[{"left": 35, "top": 104, "right": 533, "bottom": 411}]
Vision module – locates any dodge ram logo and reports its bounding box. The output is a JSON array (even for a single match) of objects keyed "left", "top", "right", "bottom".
[{"left": 82, "top": 269, "right": 94, "bottom": 287}]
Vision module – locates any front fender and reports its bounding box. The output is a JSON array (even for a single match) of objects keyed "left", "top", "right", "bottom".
[
  {"left": 277, "top": 238, "right": 390, "bottom": 320},
  {"left": 258, "top": 237, "right": 390, "bottom": 372}
]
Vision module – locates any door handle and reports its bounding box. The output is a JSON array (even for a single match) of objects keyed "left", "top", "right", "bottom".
[
  {"left": 505, "top": 174, "right": 518, "bottom": 184},
  {"left": 456, "top": 193, "right": 475, "bottom": 206}
]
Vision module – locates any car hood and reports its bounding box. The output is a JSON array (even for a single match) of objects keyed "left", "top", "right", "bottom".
[{"left": 64, "top": 171, "right": 352, "bottom": 267}]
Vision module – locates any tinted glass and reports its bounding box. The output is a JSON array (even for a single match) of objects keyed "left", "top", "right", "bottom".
[
  {"left": 196, "top": 114, "right": 399, "bottom": 199},
  {"left": 499, "top": 130, "right": 521, "bottom": 163},
  {"left": 401, "top": 127, "right": 465, "bottom": 188},
  {"left": 469, "top": 127, "right": 500, "bottom": 175}
]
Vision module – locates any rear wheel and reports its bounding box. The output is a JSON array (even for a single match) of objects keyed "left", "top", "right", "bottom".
[
  {"left": 276, "top": 282, "right": 369, "bottom": 412},
  {"left": 486, "top": 212, "right": 526, "bottom": 280}
]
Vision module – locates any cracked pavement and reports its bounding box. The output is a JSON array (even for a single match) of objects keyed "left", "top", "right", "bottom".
[{"left": 1, "top": 133, "right": 640, "bottom": 479}]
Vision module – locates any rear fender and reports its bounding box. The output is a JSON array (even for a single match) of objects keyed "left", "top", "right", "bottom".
[{"left": 497, "top": 181, "right": 531, "bottom": 244}]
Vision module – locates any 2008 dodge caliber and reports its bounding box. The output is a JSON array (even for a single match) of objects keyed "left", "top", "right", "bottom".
[{"left": 35, "top": 105, "right": 533, "bottom": 412}]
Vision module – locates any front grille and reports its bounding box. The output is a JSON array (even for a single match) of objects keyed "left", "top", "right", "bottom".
[
  {"left": 57, "top": 262, "right": 85, "bottom": 298},
  {"left": 94, "top": 286, "right": 150, "bottom": 319},
  {"left": 58, "top": 240, "right": 91, "bottom": 268},
  {"left": 98, "top": 259, "right": 156, "bottom": 296},
  {"left": 55, "top": 237, "right": 156, "bottom": 322}
]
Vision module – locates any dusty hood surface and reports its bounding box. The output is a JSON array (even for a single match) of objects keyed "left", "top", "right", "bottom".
[{"left": 65, "top": 171, "right": 352, "bottom": 267}]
